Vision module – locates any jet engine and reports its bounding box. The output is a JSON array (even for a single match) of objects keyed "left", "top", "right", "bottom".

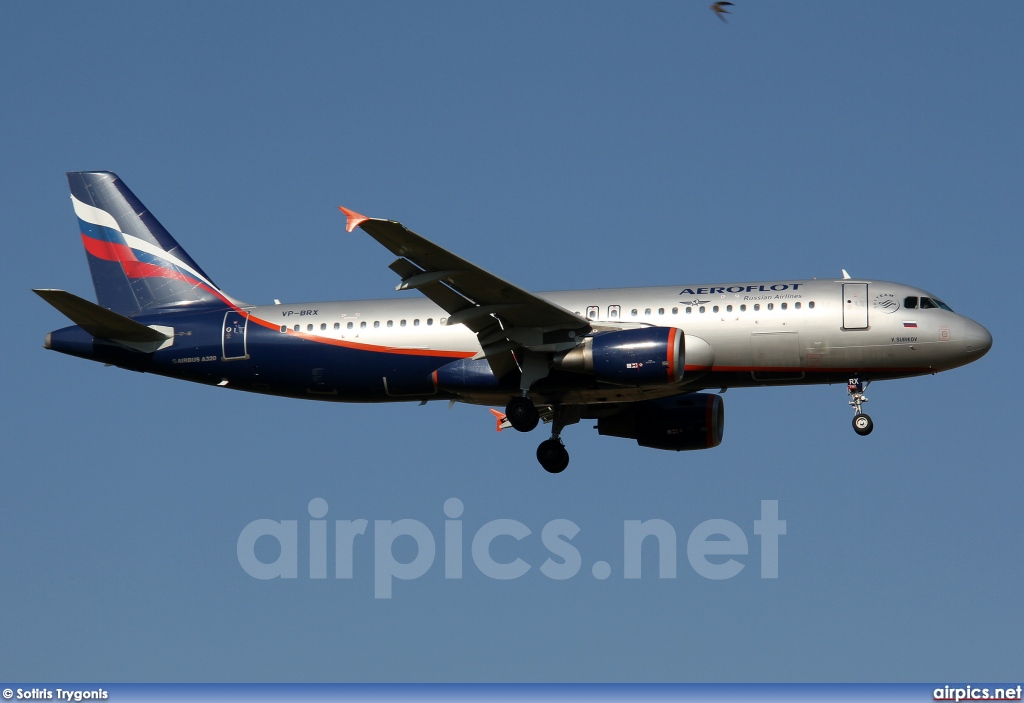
[
  {"left": 555, "top": 327, "right": 683, "bottom": 386},
  {"left": 597, "top": 393, "right": 724, "bottom": 451}
]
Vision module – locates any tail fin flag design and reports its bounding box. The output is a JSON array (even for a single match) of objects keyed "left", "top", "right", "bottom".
[{"left": 68, "top": 171, "right": 235, "bottom": 316}]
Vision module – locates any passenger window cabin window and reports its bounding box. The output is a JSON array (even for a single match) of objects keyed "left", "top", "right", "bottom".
[
  {"left": 904, "top": 296, "right": 919, "bottom": 309},
  {"left": 387, "top": 320, "right": 393, "bottom": 328},
  {"left": 361, "top": 321, "right": 367, "bottom": 329},
  {"left": 740, "top": 304, "right": 746, "bottom": 312},
  {"left": 587, "top": 306, "right": 599, "bottom": 320},
  {"left": 658, "top": 308, "right": 665, "bottom": 315},
  {"left": 699, "top": 306, "right": 706, "bottom": 313},
  {"left": 795, "top": 302, "right": 801, "bottom": 309},
  {"left": 671, "top": 307, "right": 678, "bottom": 314},
  {"left": 754, "top": 304, "right": 760, "bottom": 311},
  {"left": 767, "top": 303, "right": 774, "bottom": 310},
  {"left": 644, "top": 308, "right": 652, "bottom": 316},
  {"left": 713, "top": 305, "right": 719, "bottom": 313},
  {"left": 347, "top": 322, "right": 354, "bottom": 329},
  {"left": 294, "top": 324, "right": 300, "bottom": 331},
  {"left": 726, "top": 305, "right": 732, "bottom": 312},
  {"left": 321, "top": 323, "right": 326, "bottom": 330},
  {"left": 334, "top": 322, "right": 340, "bottom": 330},
  {"left": 808, "top": 301, "right": 815, "bottom": 309},
  {"left": 608, "top": 305, "right": 620, "bottom": 319},
  {"left": 440, "top": 318, "right": 447, "bottom": 325},
  {"left": 401, "top": 320, "right": 407, "bottom": 327},
  {"left": 374, "top": 321, "right": 380, "bottom": 328},
  {"left": 280, "top": 325, "right": 287, "bottom": 333},
  {"left": 307, "top": 324, "right": 313, "bottom": 331},
  {"left": 427, "top": 318, "right": 433, "bottom": 326},
  {"left": 686, "top": 307, "right": 692, "bottom": 314},
  {"left": 631, "top": 309, "right": 638, "bottom": 317},
  {"left": 781, "top": 303, "right": 787, "bottom": 310},
  {"left": 414, "top": 319, "right": 420, "bottom": 326}
]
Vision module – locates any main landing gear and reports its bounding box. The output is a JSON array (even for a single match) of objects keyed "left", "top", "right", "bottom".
[
  {"left": 848, "top": 377, "right": 873, "bottom": 436},
  {"left": 504, "top": 396, "right": 578, "bottom": 473},
  {"left": 537, "top": 438, "right": 569, "bottom": 474},
  {"left": 505, "top": 396, "right": 539, "bottom": 432}
]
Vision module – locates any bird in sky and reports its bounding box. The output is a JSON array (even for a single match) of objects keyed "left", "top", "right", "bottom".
[{"left": 711, "top": 1, "right": 734, "bottom": 22}]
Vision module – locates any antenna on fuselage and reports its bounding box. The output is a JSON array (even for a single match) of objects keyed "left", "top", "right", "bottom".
[{"left": 841, "top": 269, "right": 852, "bottom": 279}]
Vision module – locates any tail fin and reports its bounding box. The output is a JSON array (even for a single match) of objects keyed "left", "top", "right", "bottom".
[{"left": 68, "top": 171, "right": 236, "bottom": 315}]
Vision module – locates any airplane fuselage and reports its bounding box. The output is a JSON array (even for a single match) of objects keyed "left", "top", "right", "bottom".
[{"left": 46, "top": 277, "right": 991, "bottom": 407}]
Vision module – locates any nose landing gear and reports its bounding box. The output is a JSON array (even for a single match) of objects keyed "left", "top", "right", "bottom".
[{"left": 848, "top": 377, "right": 873, "bottom": 436}]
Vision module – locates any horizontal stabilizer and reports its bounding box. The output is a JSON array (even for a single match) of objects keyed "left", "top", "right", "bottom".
[{"left": 34, "top": 289, "right": 171, "bottom": 343}]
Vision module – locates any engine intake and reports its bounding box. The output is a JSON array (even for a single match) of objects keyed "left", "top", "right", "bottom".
[
  {"left": 597, "top": 393, "right": 724, "bottom": 451},
  {"left": 556, "top": 327, "right": 683, "bottom": 386}
]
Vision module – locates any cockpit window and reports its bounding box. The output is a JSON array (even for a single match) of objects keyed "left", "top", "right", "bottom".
[{"left": 912, "top": 296, "right": 954, "bottom": 312}]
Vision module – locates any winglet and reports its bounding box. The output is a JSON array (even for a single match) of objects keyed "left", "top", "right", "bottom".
[
  {"left": 489, "top": 408, "right": 510, "bottom": 432},
  {"left": 338, "top": 206, "right": 370, "bottom": 233}
]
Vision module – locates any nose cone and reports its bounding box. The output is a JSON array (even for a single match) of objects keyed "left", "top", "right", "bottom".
[{"left": 964, "top": 319, "right": 993, "bottom": 359}]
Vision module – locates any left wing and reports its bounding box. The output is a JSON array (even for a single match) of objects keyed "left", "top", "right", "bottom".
[{"left": 340, "top": 208, "right": 591, "bottom": 378}]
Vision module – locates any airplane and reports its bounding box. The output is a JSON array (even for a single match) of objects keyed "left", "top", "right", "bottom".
[{"left": 36, "top": 171, "right": 992, "bottom": 473}]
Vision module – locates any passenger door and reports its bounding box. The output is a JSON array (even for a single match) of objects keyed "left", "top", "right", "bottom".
[
  {"left": 842, "top": 283, "right": 869, "bottom": 330},
  {"left": 222, "top": 310, "right": 249, "bottom": 360}
]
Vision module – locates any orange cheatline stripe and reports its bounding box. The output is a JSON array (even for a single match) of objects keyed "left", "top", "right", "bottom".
[{"left": 247, "top": 313, "right": 475, "bottom": 359}]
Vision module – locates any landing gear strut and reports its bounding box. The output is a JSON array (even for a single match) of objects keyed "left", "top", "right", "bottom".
[
  {"left": 536, "top": 405, "right": 579, "bottom": 473},
  {"left": 848, "top": 377, "right": 873, "bottom": 436},
  {"left": 505, "top": 353, "right": 548, "bottom": 433}
]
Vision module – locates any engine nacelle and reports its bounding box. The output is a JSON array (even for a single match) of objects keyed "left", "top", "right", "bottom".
[
  {"left": 555, "top": 327, "right": 683, "bottom": 386},
  {"left": 597, "top": 393, "right": 724, "bottom": 451}
]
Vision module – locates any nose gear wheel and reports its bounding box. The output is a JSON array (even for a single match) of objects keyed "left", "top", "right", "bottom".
[{"left": 848, "top": 378, "right": 873, "bottom": 436}]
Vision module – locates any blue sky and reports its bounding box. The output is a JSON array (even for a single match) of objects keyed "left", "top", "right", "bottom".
[{"left": 1, "top": 1, "right": 1021, "bottom": 683}]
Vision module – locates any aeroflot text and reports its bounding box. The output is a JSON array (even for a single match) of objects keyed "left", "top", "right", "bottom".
[
  {"left": 679, "top": 284, "right": 802, "bottom": 295},
  {"left": 237, "top": 499, "right": 786, "bottom": 598}
]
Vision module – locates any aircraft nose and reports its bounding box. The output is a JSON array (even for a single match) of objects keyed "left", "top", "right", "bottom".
[{"left": 964, "top": 319, "right": 992, "bottom": 358}]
